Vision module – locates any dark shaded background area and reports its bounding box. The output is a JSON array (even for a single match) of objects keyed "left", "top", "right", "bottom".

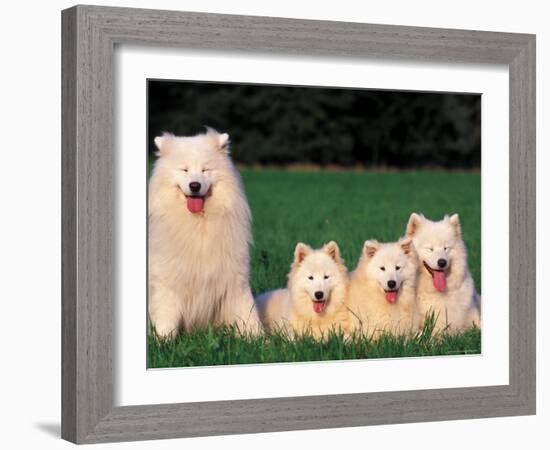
[{"left": 148, "top": 80, "right": 481, "bottom": 168}]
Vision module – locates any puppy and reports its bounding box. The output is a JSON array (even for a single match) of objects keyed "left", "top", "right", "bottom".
[
  {"left": 347, "top": 238, "right": 419, "bottom": 336},
  {"left": 406, "top": 213, "right": 480, "bottom": 333},
  {"left": 255, "top": 242, "right": 349, "bottom": 339}
]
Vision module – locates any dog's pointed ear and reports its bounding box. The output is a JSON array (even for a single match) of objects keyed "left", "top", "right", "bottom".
[
  {"left": 448, "top": 213, "right": 462, "bottom": 236},
  {"left": 323, "top": 241, "right": 341, "bottom": 263},
  {"left": 293, "top": 243, "right": 312, "bottom": 265},
  {"left": 406, "top": 213, "right": 424, "bottom": 237},
  {"left": 218, "top": 133, "right": 230, "bottom": 153},
  {"left": 154, "top": 132, "right": 174, "bottom": 157},
  {"left": 205, "top": 126, "right": 230, "bottom": 154},
  {"left": 363, "top": 240, "right": 379, "bottom": 258},
  {"left": 399, "top": 237, "right": 413, "bottom": 256}
]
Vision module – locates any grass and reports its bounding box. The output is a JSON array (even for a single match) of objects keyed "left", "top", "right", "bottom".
[
  {"left": 147, "top": 168, "right": 481, "bottom": 368},
  {"left": 148, "top": 315, "right": 481, "bottom": 368},
  {"left": 244, "top": 169, "right": 481, "bottom": 294}
]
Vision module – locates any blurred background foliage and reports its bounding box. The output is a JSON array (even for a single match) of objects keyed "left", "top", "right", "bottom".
[{"left": 148, "top": 81, "right": 480, "bottom": 168}]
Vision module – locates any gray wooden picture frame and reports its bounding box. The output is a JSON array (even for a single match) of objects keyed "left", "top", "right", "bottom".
[{"left": 61, "top": 4, "right": 536, "bottom": 444}]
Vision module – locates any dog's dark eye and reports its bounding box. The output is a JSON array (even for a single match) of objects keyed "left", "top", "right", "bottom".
[
  {"left": 202, "top": 169, "right": 209, "bottom": 173},
  {"left": 444, "top": 247, "right": 448, "bottom": 251},
  {"left": 180, "top": 168, "right": 188, "bottom": 172},
  {"left": 396, "top": 266, "right": 401, "bottom": 270},
  {"left": 308, "top": 276, "right": 313, "bottom": 280},
  {"left": 380, "top": 267, "right": 385, "bottom": 271},
  {"left": 324, "top": 275, "right": 329, "bottom": 279}
]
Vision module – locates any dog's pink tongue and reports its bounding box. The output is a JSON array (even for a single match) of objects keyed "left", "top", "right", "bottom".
[
  {"left": 385, "top": 291, "right": 398, "bottom": 304},
  {"left": 186, "top": 197, "right": 204, "bottom": 214},
  {"left": 313, "top": 302, "right": 325, "bottom": 314},
  {"left": 433, "top": 271, "right": 447, "bottom": 292}
]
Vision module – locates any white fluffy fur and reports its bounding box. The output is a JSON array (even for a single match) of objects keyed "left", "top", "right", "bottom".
[
  {"left": 348, "top": 238, "right": 419, "bottom": 336},
  {"left": 406, "top": 213, "right": 481, "bottom": 333},
  {"left": 255, "top": 242, "right": 349, "bottom": 339},
  {"left": 148, "top": 129, "right": 260, "bottom": 338}
]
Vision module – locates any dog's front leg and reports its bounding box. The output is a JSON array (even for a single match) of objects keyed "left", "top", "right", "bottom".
[
  {"left": 148, "top": 282, "right": 182, "bottom": 339},
  {"left": 218, "top": 279, "right": 263, "bottom": 335}
]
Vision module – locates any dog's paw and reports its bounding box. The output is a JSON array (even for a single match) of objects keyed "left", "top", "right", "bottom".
[{"left": 150, "top": 321, "right": 179, "bottom": 340}]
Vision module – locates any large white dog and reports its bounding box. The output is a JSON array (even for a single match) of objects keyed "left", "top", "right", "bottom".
[
  {"left": 148, "top": 129, "right": 260, "bottom": 338},
  {"left": 255, "top": 242, "right": 349, "bottom": 339},
  {"left": 347, "top": 238, "right": 419, "bottom": 336},
  {"left": 406, "top": 213, "right": 480, "bottom": 333}
]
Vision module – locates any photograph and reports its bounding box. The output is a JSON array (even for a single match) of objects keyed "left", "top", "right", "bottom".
[{"left": 146, "top": 80, "right": 482, "bottom": 368}]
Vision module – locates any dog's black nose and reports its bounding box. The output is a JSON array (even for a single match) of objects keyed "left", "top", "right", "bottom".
[
  {"left": 387, "top": 280, "right": 396, "bottom": 289},
  {"left": 437, "top": 258, "right": 447, "bottom": 268},
  {"left": 314, "top": 291, "right": 324, "bottom": 300},
  {"left": 189, "top": 182, "right": 201, "bottom": 193}
]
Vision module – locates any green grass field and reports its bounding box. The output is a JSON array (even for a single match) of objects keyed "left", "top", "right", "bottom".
[{"left": 148, "top": 169, "right": 481, "bottom": 368}]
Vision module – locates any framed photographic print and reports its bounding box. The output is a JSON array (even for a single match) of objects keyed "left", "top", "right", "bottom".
[{"left": 61, "top": 5, "right": 536, "bottom": 444}]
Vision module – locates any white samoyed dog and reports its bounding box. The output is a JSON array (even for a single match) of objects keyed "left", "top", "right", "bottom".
[
  {"left": 347, "top": 238, "right": 419, "bottom": 336},
  {"left": 255, "top": 242, "right": 349, "bottom": 339},
  {"left": 148, "top": 129, "right": 261, "bottom": 338},
  {"left": 406, "top": 213, "right": 480, "bottom": 333}
]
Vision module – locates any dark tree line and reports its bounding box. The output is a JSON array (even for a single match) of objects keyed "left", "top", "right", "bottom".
[{"left": 148, "top": 80, "right": 480, "bottom": 168}]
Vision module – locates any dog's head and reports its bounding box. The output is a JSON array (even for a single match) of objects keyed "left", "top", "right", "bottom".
[
  {"left": 290, "top": 241, "right": 346, "bottom": 314},
  {"left": 361, "top": 238, "right": 417, "bottom": 304},
  {"left": 153, "top": 128, "right": 232, "bottom": 214},
  {"left": 406, "top": 213, "right": 463, "bottom": 292}
]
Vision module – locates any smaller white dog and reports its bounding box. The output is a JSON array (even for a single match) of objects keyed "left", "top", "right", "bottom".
[
  {"left": 255, "top": 242, "right": 349, "bottom": 339},
  {"left": 406, "top": 213, "right": 480, "bottom": 333},
  {"left": 347, "top": 238, "right": 419, "bottom": 336}
]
